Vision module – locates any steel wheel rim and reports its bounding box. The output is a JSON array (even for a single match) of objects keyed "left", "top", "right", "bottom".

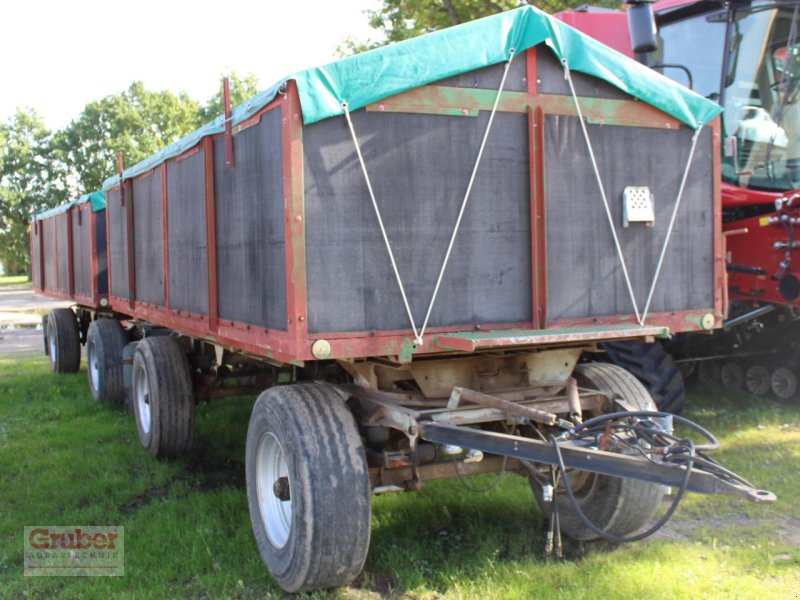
[
  {"left": 720, "top": 362, "right": 743, "bottom": 391},
  {"left": 745, "top": 365, "right": 770, "bottom": 396},
  {"left": 134, "top": 364, "right": 152, "bottom": 434},
  {"left": 771, "top": 367, "right": 797, "bottom": 399},
  {"left": 49, "top": 326, "right": 56, "bottom": 366},
  {"left": 678, "top": 361, "right": 697, "bottom": 380},
  {"left": 698, "top": 361, "right": 720, "bottom": 384},
  {"left": 88, "top": 341, "right": 100, "bottom": 392},
  {"left": 255, "top": 432, "right": 292, "bottom": 549}
]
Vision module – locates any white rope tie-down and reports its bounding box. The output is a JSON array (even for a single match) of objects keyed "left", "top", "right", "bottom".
[
  {"left": 560, "top": 58, "right": 704, "bottom": 326},
  {"left": 342, "top": 100, "right": 421, "bottom": 344},
  {"left": 342, "top": 49, "right": 516, "bottom": 345}
]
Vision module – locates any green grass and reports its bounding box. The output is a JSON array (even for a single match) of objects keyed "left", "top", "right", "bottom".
[
  {"left": 0, "top": 275, "right": 29, "bottom": 287},
  {"left": 0, "top": 357, "right": 798, "bottom": 599}
]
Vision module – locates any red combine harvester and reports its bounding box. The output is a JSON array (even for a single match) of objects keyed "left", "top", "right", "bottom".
[
  {"left": 559, "top": 0, "right": 800, "bottom": 399},
  {"left": 30, "top": 7, "right": 774, "bottom": 592}
]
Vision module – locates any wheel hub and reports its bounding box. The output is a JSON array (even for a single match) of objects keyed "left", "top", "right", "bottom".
[
  {"left": 134, "top": 365, "right": 152, "bottom": 434},
  {"left": 49, "top": 327, "right": 56, "bottom": 366},
  {"left": 256, "top": 432, "right": 292, "bottom": 549},
  {"left": 88, "top": 341, "right": 100, "bottom": 392},
  {"left": 273, "top": 476, "right": 291, "bottom": 501},
  {"left": 771, "top": 367, "right": 797, "bottom": 400}
]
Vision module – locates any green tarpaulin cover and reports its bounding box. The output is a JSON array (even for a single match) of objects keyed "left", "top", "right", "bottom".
[
  {"left": 34, "top": 191, "right": 106, "bottom": 221},
  {"left": 101, "top": 5, "right": 721, "bottom": 191},
  {"left": 294, "top": 6, "right": 721, "bottom": 128}
]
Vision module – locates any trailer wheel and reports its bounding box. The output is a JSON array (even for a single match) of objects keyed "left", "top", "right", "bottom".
[
  {"left": 677, "top": 360, "right": 697, "bottom": 382},
  {"left": 600, "top": 341, "right": 685, "bottom": 413},
  {"left": 46, "top": 308, "right": 81, "bottom": 373},
  {"left": 245, "top": 384, "right": 371, "bottom": 593},
  {"left": 771, "top": 367, "right": 798, "bottom": 400},
  {"left": 132, "top": 337, "right": 194, "bottom": 458},
  {"left": 531, "top": 363, "right": 663, "bottom": 541},
  {"left": 720, "top": 361, "right": 744, "bottom": 392},
  {"left": 86, "top": 319, "right": 128, "bottom": 404},
  {"left": 745, "top": 364, "right": 771, "bottom": 396},
  {"left": 697, "top": 361, "right": 721, "bottom": 385}
]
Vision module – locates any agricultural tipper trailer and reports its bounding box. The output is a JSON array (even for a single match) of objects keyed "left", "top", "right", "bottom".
[
  {"left": 31, "top": 7, "right": 774, "bottom": 593},
  {"left": 558, "top": 0, "right": 800, "bottom": 399}
]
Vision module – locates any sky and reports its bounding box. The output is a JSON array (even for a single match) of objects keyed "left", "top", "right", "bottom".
[{"left": 1, "top": 0, "right": 382, "bottom": 131}]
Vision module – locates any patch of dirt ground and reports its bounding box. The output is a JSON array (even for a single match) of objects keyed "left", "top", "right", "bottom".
[{"left": 655, "top": 514, "right": 800, "bottom": 549}]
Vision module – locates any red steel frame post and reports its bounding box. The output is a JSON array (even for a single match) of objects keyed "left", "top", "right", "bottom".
[
  {"left": 223, "top": 77, "right": 234, "bottom": 168},
  {"left": 30, "top": 221, "right": 36, "bottom": 290},
  {"left": 119, "top": 152, "right": 136, "bottom": 310},
  {"left": 40, "top": 220, "right": 46, "bottom": 292},
  {"left": 54, "top": 218, "right": 59, "bottom": 293},
  {"left": 526, "top": 46, "right": 538, "bottom": 97},
  {"left": 526, "top": 48, "right": 547, "bottom": 329},
  {"left": 35, "top": 220, "right": 45, "bottom": 291},
  {"left": 39, "top": 222, "right": 44, "bottom": 290},
  {"left": 161, "top": 163, "right": 170, "bottom": 309},
  {"left": 126, "top": 184, "right": 136, "bottom": 311},
  {"left": 711, "top": 118, "right": 726, "bottom": 321},
  {"left": 105, "top": 192, "right": 113, "bottom": 302},
  {"left": 89, "top": 206, "right": 99, "bottom": 304},
  {"left": 283, "top": 82, "right": 309, "bottom": 356},
  {"left": 531, "top": 106, "right": 548, "bottom": 329},
  {"left": 29, "top": 221, "right": 35, "bottom": 290},
  {"left": 203, "top": 137, "right": 219, "bottom": 333},
  {"left": 40, "top": 221, "right": 46, "bottom": 291},
  {"left": 66, "top": 212, "right": 75, "bottom": 299}
]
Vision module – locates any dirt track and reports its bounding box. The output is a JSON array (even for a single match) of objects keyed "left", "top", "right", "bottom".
[{"left": 0, "top": 283, "right": 71, "bottom": 357}]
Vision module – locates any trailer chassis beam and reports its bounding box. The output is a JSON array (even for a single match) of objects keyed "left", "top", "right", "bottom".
[
  {"left": 334, "top": 383, "right": 775, "bottom": 504},
  {"left": 417, "top": 421, "right": 775, "bottom": 504}
]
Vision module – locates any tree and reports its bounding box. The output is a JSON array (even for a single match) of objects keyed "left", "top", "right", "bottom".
[
  {"left": 57, "top": 82, "right": 201, "bottom": 192},
  {"left": 367, "top": 0, "right": 521, "bottom": 44},
  {"left": 0, "top": 74, "right": 262, "bottom": 275},
  {"left": 0, "top": 109, "right": 65, "bottom": 275},
  {"left": 197, "top": 72, "right": 261, "bottom": 123},
  {"left": 342, "top": 0, "right": 620, "bottom": 53}
]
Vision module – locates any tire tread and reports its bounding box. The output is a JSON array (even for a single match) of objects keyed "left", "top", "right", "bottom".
[
  {"left": 87, "top": 319, "right": 128, "bottom": 403},
  {"left": 133, "top": 337, "right": 194, "bottom": 457},
  {"left": 601, "top": 341, "right": 685, "bottom": 413},
  {"left": 246, "top": 383, "right": 371, "bottom": 592},
  {"left": 48, "top": 308, "right": 81, "bottom": 373},
  {"left": 540, "top": 363, "right": 664, "bottom": 540}
]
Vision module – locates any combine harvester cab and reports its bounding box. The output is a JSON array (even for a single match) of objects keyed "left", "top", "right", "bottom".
[
  {"left": 33, "top": 6, "right": 774, "bottom": 593},
  {"left": 558, "top": 0, "right": 800, "bottom": 398}
]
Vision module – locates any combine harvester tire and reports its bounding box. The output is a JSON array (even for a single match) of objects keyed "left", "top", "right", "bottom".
[{"left": 601, "top": 341, "right": 685, "bottom": 413}]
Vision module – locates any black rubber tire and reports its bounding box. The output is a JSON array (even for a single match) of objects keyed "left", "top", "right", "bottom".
[
  {"left": 697, "top": 361, "right": 721, "bottom": 385},
  {"left": 745, "top": 364, "right": 771, "bottom": 396},
  {"left": 677, "top": 360, "right": 697, "bottom": 382},
  {"left": 245, "top": 384, "right": 371, "bottom": 593},
  {"left": 86, "top": 319, "right": 128, "bottom": 404},
  {"left": 46, "top": 308, "right": 81, "bottom": 373},
  {"left": 132, "top": 337, "right": 194, "bottom": 458},
  {"left": 720, "top": 361, "right": 745, "bottom": 392},
  {"left": 532, "top": 363, "right": 664, "bottom": 541},
  {"left": 601, "top": 341, "right": 685, "bottom": 414},
  {"left": 771, "top": 366, "right": 798, "bottom": 401}
]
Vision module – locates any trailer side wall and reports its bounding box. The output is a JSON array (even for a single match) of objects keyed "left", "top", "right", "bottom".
[{"left": 96, "top": 47, "right": 722, "bottom": 363}]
